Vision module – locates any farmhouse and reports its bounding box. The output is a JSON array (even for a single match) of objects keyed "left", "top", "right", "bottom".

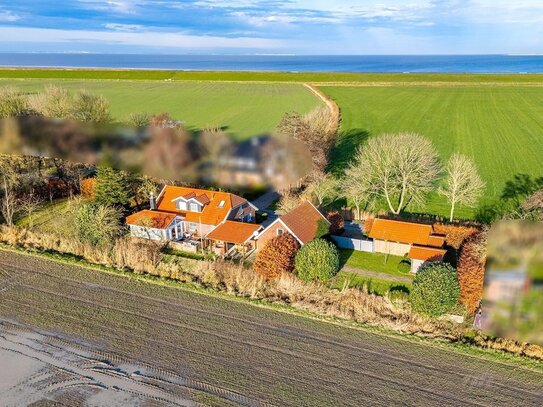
[
  {"left": 256, "top": 201, "right": 330, "bottom": 248},
  {"left": 126, "top": 185, "right": 257, "bottom": 255},
  {"left": 367, "top": 218, "right": 447, "bottom": 273}
]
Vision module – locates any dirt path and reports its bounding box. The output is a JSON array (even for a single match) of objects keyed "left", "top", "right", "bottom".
[
  {"left": 304, "top": 83, "right": 341, "bottom": 133},
  {"left": 0, "top": 249, "right": 542, "bottom": 406}
]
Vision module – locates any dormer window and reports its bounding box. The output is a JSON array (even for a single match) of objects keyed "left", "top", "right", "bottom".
[
  {"left": 178, "top": 201, "right": 187, "bottom": 210},
  {"left": 189, "top": 202, "right": 200, "bottom": 212}
]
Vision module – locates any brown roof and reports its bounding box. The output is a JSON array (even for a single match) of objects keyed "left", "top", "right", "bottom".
[
  {"left": 126, "top": 210, "right": 177, "bottom": 229},
  {"left": 156, "top": 185, "right": 248, "bottom": 226},
  {"left": 409, "top": 245, "right": 447, "bottom": 261},
  {"left": 368, "top": 219, "right": 444, "bottom": 247},
  {"left": 207, "top": 221, "right": 261, "bottom": 244},
  {"left": 279, "top": 201, "right": 329, "bottom": 244}
]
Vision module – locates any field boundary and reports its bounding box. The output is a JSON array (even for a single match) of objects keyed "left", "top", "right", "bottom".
[{"left": 2, "top": 243, "right": 543, "bottom": 373}]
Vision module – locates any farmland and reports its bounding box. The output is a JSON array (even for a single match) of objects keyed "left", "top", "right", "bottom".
[
  {"left": 322, "top": 85, "right": 543, "bottom": 218},
  {"left": 1, "top": 249, "right": 543, "bottom": 406},
  {"left": 0, "top": 78, "right": 320, "bottom": 139}
]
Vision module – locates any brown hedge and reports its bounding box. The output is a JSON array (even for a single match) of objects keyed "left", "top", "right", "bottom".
[{"left": 253, "top": 232, "right": 300, "bottom": 279}]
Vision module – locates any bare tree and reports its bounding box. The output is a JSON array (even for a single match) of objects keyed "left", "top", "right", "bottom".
[
  {"left": 0, "top": 174, "right": 19, "bottom": 226},
  {"left": 439, "top": 153, "right": 485, "bottom": 222},
  {"left": 19, "top": 192, "right": 42, "bottom": 229},
  {"left": 306, "top": 173, "right": 337, "bottom": 207},
  {"left": 341, "top": 164, "right": 374, "bottom": 220},
  {"left": 200, "top": 127, "right": 231, "bottom": 161},
  {"left": 353, "top": 133, "right": 442, "bottom": 215},
  {"left": 28, "top": 85, "right": 73, "bottom": 119}
]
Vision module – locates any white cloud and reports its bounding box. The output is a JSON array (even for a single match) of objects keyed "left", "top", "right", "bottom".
[
  {"left": 78, "top": 0, "right": 145, "bottom": 14},
  {"left": 0, "top": 26, "right": 283, "bottom": 50},
  {"left": 0, "top": 10, "right": 20, "bottom": 22},
  {"left": 103, "top": 23, "right": 145, "bottom": 32}
]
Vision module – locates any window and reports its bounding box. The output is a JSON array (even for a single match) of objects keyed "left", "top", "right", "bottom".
[
  {"left": 189, "top": 202, "right": 200, "bottom": 212},
  {"left": 218, "top": 200, "right": 225, "bottom": 208},
  {"left": 188, "top": 222, "right": 198, "bottom": 232},
  {"left": 178, "top": 201, "right": 187, "bottom": 210},
  {"left": 276, "top": 228, "right": 283, "bottom": 236}
]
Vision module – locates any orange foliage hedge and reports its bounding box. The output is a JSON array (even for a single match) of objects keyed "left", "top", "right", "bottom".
[
  {"left": 80, "top": 177, "right": 96, "bottom": 198},
  {"left": 433, "top": 223, "right": 479, "bottom": 250},
  {"left": 457, "top": 229, "right": 488, "bottom": 314},
  {"left": 253, "top": 233, "right": 300, "bottom": 279}
]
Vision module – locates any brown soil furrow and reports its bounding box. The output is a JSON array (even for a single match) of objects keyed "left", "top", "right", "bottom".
[{"left": 2, "top": 259, "right": 541, "bottom": 399}]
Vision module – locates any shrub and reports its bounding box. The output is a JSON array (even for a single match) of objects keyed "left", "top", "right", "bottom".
[
  {"left": 253, "top": 233, "right": 300, "bottom": 279},
  {"left": 457, "top": 230, "right": 487, "bottom": 314},
  {"left": 397, "top": 259, "right": 411, "bottom": 274},
  {"left": 295, "top": 238, "right": 340, "bottom": 282},
  {"left": 315, "top": 218, "right": 330, "bottom": 239},
  {"left": 127, "top": 112, "right": 150, "bottom": 128},
  {"left": 75, "top": 203, "right": 122, "bottom": 246},
  {"left": 0, "top": 86, "right": 27, "bottom": 117},
  {"left": 433, "top": 223, "right": 479, "bottom": 250},
  {"left": 410, "top": 262, "right": 460, "bottom": 317},
  {"left": 327, "top": 211, "right": 344, "bottom": 235},
  {"left": 80, "top": 177, "right": 96, "bottom": 198}
]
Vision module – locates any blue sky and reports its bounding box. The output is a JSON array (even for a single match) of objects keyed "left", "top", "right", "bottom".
[{"left": 0, "top": 1, "right": 542, "bottom": 54}]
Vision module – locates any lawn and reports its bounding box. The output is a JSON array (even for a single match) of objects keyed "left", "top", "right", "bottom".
[
  {"left": 322, "top": 85, "right": 543, "bottom": 219},
  {"left": 15, "top": 198, "right": 76, "bottom": 235},
  {"left": 0, "top": 79, "right": 320, "bottom": 139},
  {"left": 339, "top": 249, "right": 411, "bottom": 277},
  {"left": 331, "top": 271, "right": 412, "bottom": 296}
]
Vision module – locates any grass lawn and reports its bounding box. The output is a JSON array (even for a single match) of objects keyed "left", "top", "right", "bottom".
[
  {"left": 339, "top": 249, "right": 411, "bottom": 277},
  {"left": 15, "top": 198, "right": 76, "bottom": 235},
  {"left": 322, "top": 85, "right": 543, "bottom": 219},
  {"left": 331, "top": 271, "right": 412, "bottom": 296},
  {"left": 0, "top": 79, "right": 320, "bottom": 140}
]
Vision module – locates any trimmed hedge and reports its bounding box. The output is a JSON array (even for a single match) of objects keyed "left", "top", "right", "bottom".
[
  {"left": 410, "top": 262, "right": 460, "bottom": 317},
  {"left": 295, "top": 238, "right": 339, "bottom": 282}
]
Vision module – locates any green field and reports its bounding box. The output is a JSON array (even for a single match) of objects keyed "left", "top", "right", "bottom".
[
  {"left": 0, "top": 78, "right": 320, "bottom": 139},
  {"left": 322, "top": 85, "right": 543, "bottom": 218},
  {"left": 2, "top": 68, "right": 543, "bottom": 84}
]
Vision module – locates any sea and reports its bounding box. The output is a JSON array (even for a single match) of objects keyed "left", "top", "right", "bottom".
[{"left": 0, "top": 54, "right": 542, "bottom": 73}]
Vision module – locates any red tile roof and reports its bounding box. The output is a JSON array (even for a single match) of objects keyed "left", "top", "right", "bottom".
[
  {"left": 279, "top": 201, "right": 329, "bottom": 244},
  {"left": 156, "top": 185, "right": 248, "bottom": 226},
  {"left": 409, "top": 246, "right": 447, "bottom": 261},
  {"left": 207, "top": 221, "right": 261, "bottom": 244},
  {"left": 368, "top": 219, "right": 444, "bottom": 247},
  {"left": 126, "top": 210, "right": 177, "bottom": 229}
]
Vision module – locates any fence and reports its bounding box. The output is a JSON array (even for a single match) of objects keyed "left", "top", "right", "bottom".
[{"left": 331, "top": 235, "right": 374, "bottom": 253}]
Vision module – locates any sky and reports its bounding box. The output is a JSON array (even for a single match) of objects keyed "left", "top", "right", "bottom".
[{"left": 0, "top": 0, "right": 542, "bottom": 54}]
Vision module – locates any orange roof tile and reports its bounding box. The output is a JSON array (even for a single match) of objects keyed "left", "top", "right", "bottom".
[
  {"left": 409, "top": 246, "right": 447, "bottom": 261},
  {"left": 280, "top": 201, "right": 329, "bottom": 244},
  {"left": 207, "top": 221, "right": 261, "bottom": 244},
  {"left": 368, "top": 219, "right": 443, "bottom": 247},
  {"left": 427, "top": 235, "right": 446, "bottom": 247},
  {"left": 156, "top": 185, "right": 247, "bottom": 226},
  {"left": 126, "top": 210, "right": 177, "bottom": 229}
]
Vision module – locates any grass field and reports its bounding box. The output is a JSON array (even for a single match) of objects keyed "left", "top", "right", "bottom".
[
  {"left": 322, "top": 85, "right": 543, "bottom": 218},
  {"left": 331, "top": 271, "right": 412, "bottom": 296},
  {"left": 0, "top": 78, "right": 320, "bottom": 139},
  {"left": 1, "top": 249, "right": 543, "bottom": 406},
  {"left": 339, "top": 250, "right": 410, "bottom": 277},
  {"left": 2, "top": 68, "right": 543, "bottom": 84}
]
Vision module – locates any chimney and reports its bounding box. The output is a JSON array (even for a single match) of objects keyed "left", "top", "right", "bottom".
[{"left": 149, "top": 191, "right": 156, "bottom": 210}]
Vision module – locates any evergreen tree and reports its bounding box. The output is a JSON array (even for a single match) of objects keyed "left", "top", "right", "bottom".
[{"left": 94, "top": 166, "right": 129, "bottom": 209}]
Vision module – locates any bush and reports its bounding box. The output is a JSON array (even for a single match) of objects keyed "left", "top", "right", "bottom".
[
  {"left": 327, "top": 211, "right": 344, "bottom": 235},
  {"left": 457, "top": 230, "right": 487, "bottom": 314},
  {"left": 410, "top": 262, "right": 460, "bottom": 317},
  {"left": 80, "top": 177, "right": 96, "bottom": 198},
  {"left": 253, "top": 233, "right": 300, "bottom": 279},
  {"left": 75, "top": 203, "right": 122, "bottom": 246},
  {"left": 295, "top": 238, "right": 340, "bottom": 282},
  {"left": 397, "top": 259, "right": 411, "bottom": 274}
]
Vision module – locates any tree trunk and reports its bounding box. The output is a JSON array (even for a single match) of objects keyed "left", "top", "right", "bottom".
[{"left": 449, "top": 199, "right": 456, "bottom": 222}]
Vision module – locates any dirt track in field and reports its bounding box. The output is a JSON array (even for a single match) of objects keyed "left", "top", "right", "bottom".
[{"left": 0, "top": 249, "right": 542, "bottom": 407}]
